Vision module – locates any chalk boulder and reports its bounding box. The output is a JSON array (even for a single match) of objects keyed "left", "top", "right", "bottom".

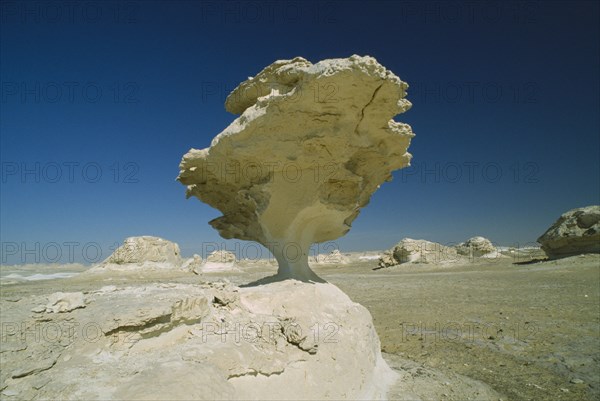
[
  {"left": 378, "top": 238, "right": 458, "bottom": 268},
  {"left": 178, "top": 55, "right": 414, "bottom": 281},
  {"left": 455, "top": 236, "right": 497, "bottom": 257},
  {"left": 12, "top": 281, "right": 396, "bottom": 400},
  {"left": 537, "top": 205, "right": 600, "bottom": 259},
  {"left": 99, "top": 236, "right": 182, "bottom": 269}
]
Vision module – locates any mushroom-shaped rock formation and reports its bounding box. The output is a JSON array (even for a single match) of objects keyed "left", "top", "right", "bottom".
[
  {"left": 538, "top": 205, "right": 600, "bottom": 259},
  {"left": 178, "top": 55, "right": 414, "bottom": 281}
]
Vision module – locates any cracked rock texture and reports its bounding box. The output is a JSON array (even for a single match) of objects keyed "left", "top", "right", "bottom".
[
  {"left": 537, "top": 205, "right": 600, "bottom": 259},
  {"left": 0, "top": 281, "right": 396, "bottom": 400},
  {"left": 178, "top": 55, "right": 414, "bottom": 281}
]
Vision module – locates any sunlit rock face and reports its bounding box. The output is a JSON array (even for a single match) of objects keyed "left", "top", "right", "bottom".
[
  {"left": 178, "top": 55, "right": 414, "bottom": 281},
  {"left": 455, "top": 236, "right": 497, "bottom": 257},
  {"left": 378, "top": 238, "right": 458, "bottom": 268},
  {"left": 99, "top": 236, "right": 182, "bottom": 269},
  {"left": 538, "top": 205, "right": 600, "bottom": 259}
]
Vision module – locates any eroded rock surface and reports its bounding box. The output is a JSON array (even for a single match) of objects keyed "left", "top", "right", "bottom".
[
  {"left": 44, "top": 292, "right": 86, "bottom": 313},
  {"left": 178, "top": 55, "right": 414, "bottom": 281},
  {"left": 94, "top": 236, "right": 183, "bottom": 270},
  {"left": 455, "top": 236, "right": 497, "bottom": 257},
  {"left": 378, "top": 238, "right": 458, "bottom": 268},
  {"left": 312, "top": 249, "right": 349, "bottom": 264},
  {"left": 205, "top": 250, "right": 236, "bottom": 264},
  {"left": 0, "top": 281, "right": 397, "bottom": 400},
  {"left": 538, "top": 205, "right": 600, "bottom": 259}
]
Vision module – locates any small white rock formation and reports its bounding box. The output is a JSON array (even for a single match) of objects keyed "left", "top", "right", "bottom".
[
  {"left": 205, "top": 250, "right": 236, "bottom": 264},
  {"left": 2, "top": 281, "right": 397, "bottom": 400},
  {"left": 312, "top": 249, "right": 350, "bottom": 264},
  {"left": 202, "top": 250, "right": 238, "bottom": 272},
  {"left": 455, "top": 236, "right": 497, "bottom": 257},
  {"left": 178, "top": 55, "right": 414, "bottom": 281},
  {"left": 537, "top": 205, "right": 600, "bottom": 259},
  {"left": 378, "top": 238, "right": 458, "bottom": 268},
  {"left": 96, "top": 236, "right": 183, "bottom": 270},
  {"left": 44, "top": 292, "right": 86, "bottom": 313},
  {"left": 181, "top": 254, "right": 203, "bottom": 274}
]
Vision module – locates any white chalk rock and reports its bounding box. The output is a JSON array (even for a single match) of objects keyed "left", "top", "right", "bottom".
[
  {"left": 178, "top": 55, "right": 414, "bottom": 281},
  {"left": 206, "top": 250, "right": 236, "bottom": 264},
  {"left": 455, "top": 236, "right": 497, "bottom": 257},
  {"left": 379, "top": 238, "right": 458, "bottom": 267},
  {"left": 203, "top": 250, "right": 237, "bottom": 272},
  {"left": 98, "top": 236, "right": 182, "bottom": 270},
  {"left": 45, "top": 292, "right": 85, "bottom": 313},
  {"left": 537, "top": 205, "right": 600, "bottom": 259},
  {"left": 312, "top": 249, "right": 350, "bottom": 264},
  {"left": 24, "top": 281, "right": 396, "bottom": 400},
  {"left": 181, "top": 254, "right": 203, "bottom": 274}
]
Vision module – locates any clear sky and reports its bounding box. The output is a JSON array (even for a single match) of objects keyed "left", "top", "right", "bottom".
[{"left": 1, "top": 1, "right": 599, "bottom": 264}]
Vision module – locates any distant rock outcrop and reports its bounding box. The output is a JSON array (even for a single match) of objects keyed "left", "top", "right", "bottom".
[
  {"left": 378, "top": 238, "right": 458, "bottom": 268},
  {"left": 96, "top": 236, "right": 183, "bottom": 270},
  {"left": 203, "top": 250, "right": 237, "bottom": 272},
  {"left": 455, "top": 236, "right": 497, "bottom": 257},
  {"left": 181, "top": 254, "right": 203, "bottom": 274},
  {"left": 537, "top": 205, "right": 600, "bottom": 259},
  {"left": 312, "top": 249, "right": 350, "bottom": 264},
  {"left": 205, "top": 250, "right": 236, "bottom": 264}
]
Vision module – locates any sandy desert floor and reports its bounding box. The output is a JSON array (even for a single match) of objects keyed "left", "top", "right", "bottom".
[{"left": 1, "top": 253, "right": 598, "bottom": 401}]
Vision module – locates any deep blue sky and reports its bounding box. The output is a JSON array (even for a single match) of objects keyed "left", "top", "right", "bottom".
[{"left": 1, "top": 1, "right": 599, "bottom": 264}]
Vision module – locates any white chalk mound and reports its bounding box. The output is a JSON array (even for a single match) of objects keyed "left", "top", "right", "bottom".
[
  {"left": 206, "top": 250, "right": 236, "bottom": 264},
  {"left": 455, "top": 236, "right": 497, "bottom": 257},
  {"left": 203, "top": 250, "right": 238, "bottom": 272},
  {"left": 537, "top": 205, "right": 600, "bottom": 259},
  {"left": 95, "top": 236, "right": 183, "bottom": 270},
  {"left": 6, "top": 281, "right": 396, "bottom": 400},
  {"left": 378, "top": 238, "right": 458, "bottom": 268},
  {"left": 312, "top": 249, "right": 350, "bottom": 264},
  {"left": 178, "top": 55, "right": 414, "bottom": 281}
]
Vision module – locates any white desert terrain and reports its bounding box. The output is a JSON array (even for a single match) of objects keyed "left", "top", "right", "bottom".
[
  {"left": 1, "top": 56, "right": 598, "bottom": 401},
  {"left": 1, "top": 250, "right": 598, "bottom": 400}
]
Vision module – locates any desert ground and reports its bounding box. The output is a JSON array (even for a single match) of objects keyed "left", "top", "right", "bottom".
[{"left": 1, "top": 252, "right": 598, "bottom": 401}]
